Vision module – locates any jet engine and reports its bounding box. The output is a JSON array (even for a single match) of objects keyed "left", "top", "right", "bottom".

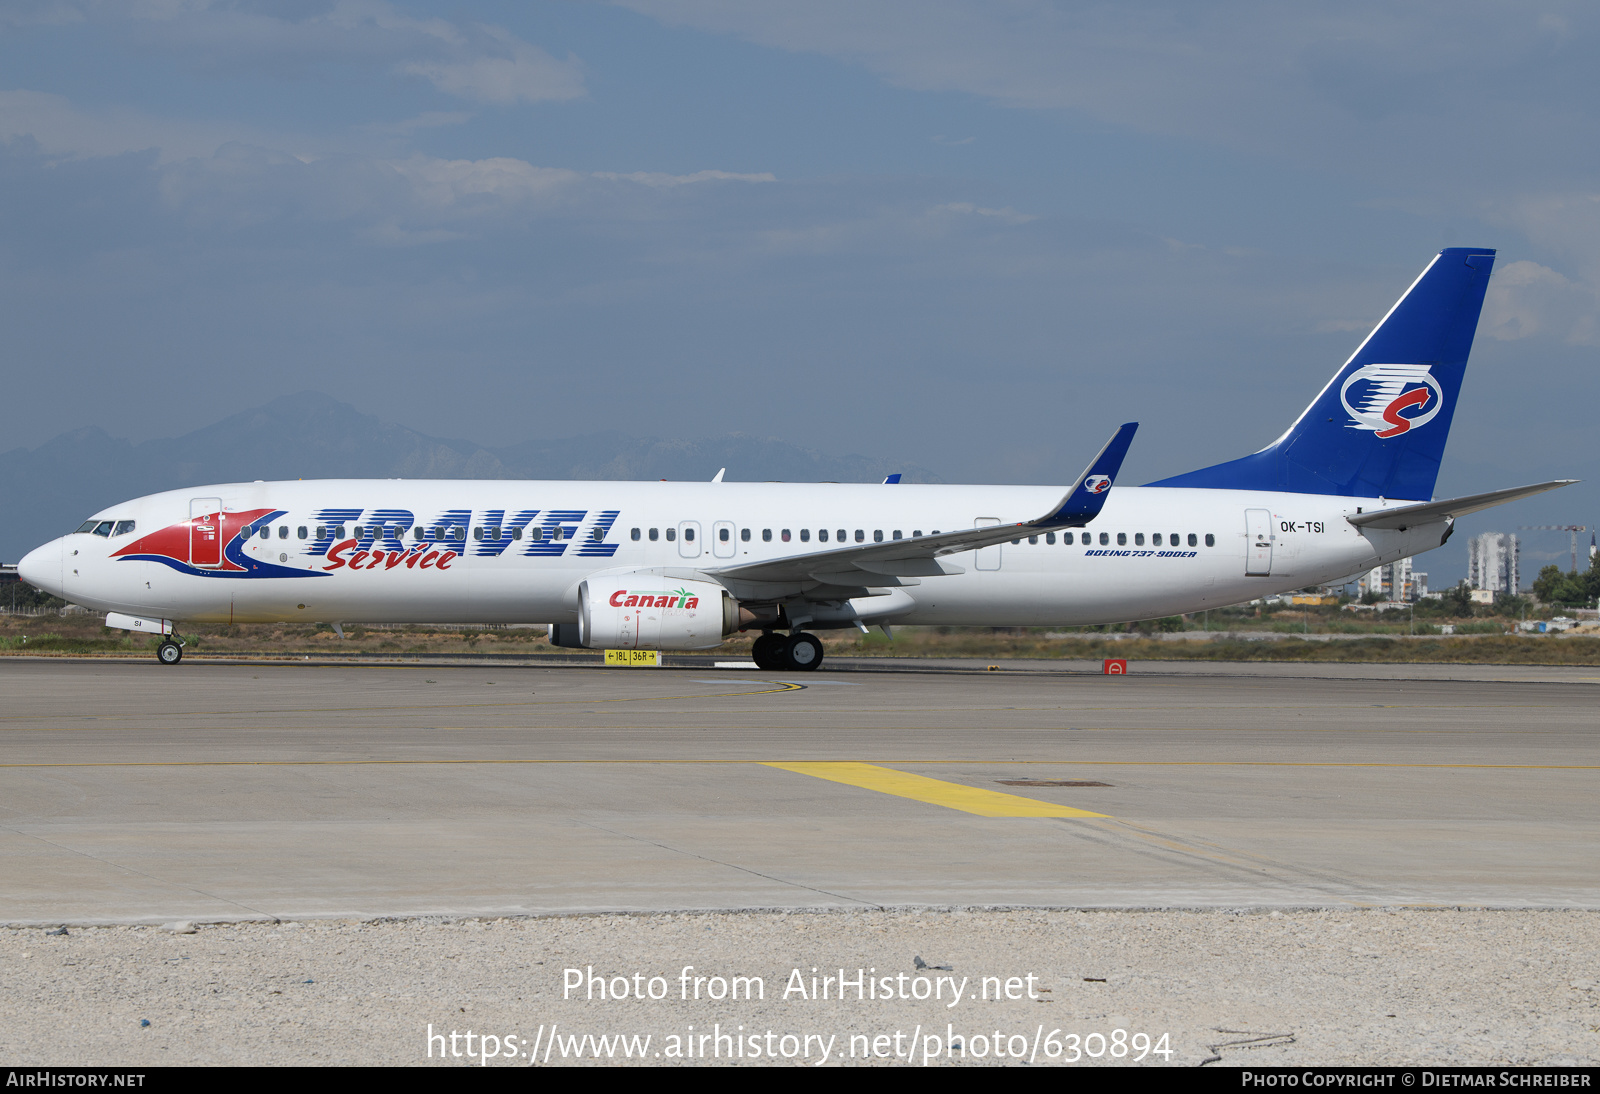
[{"left": 574, "top": 576, "right": 739, "bottom": 650}]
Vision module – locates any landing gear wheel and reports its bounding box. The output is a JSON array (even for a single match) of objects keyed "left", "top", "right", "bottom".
[
  {"left": 751, "top": 633, "right": 783, "bottom": 671},
  {"left": 784, "top": 632, "right": 824, "bottom": 672},
  {"left": 156, "top": 640, "right": 183, "bottom": 665}
]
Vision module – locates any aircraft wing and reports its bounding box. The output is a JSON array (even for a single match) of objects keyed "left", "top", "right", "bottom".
[
  {"left": 1346, "top": 480, "right": 1578, "bottom": 530},
  {"left": 706, "top": 423, "right": 1137, "bottom": 586}
]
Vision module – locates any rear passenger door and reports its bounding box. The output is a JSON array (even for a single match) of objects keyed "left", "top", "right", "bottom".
[{"left": 1245, "top": 508, "right": 1273, "bottom": 576}]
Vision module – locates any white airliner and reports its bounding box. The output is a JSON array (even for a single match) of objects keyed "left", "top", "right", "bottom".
[{"left": 17, "top": 247, "right": 1573, "bottom": 670}]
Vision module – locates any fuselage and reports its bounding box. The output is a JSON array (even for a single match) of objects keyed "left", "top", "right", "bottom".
[{"left": 19, "top": 478, "right": 1444, "bottom": 631}]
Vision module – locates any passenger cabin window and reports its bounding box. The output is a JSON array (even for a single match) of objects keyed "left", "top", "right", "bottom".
[
  {"left": 1188, "top": 534, "right": 1197, "bottom": 546},
  {"left": 762, "top": 529, "right": 772, "bottom": 542},
  {"left": 740, "top": 528, "right": 750, "bottom": 542},
  {"left": 818, "top": 529, "right": 829, "bottom": 542},
  {"left": 530, "top": 528, "right": 543, "bottom": 542},
  {"left": 1099, "top": 532, "right": 1109, "bottom": 546},
  {"left": 1152, "top": 533, "right": 1161, "bottom": 546},
  {"left": 1045, "top": 532, "right": 1055, "bottom": 545},
  {"left": 781, "top": 529, "right": 791, "bottom": 542},
  {"left": 666, "top": 528, "right": 676, "bottom": 542},
  {"left": 1134, "top": 533, "right": 1144, "bottom": 546},
  {"left": 838, "top": 529, "right": 847, "bottom": 542},
  {"left": 1028, "top": 535, "right": 1037, "bottom": 545},
  {"left": 631, "top": 528, "right": 641, "bottom": 541},
  {"left": 649, "top": 528, "right": 659, "bottom": 541},
  {"left": 855, "top": 529, "right": 864, "bottom": 542},
  {"left": 1117, "top": 533, "right": 1127, "bottom": 546},
  {"left": 800, "top": 529, "right": 810, "bottom": 542},
  {"left": 1205, "top": 534, "right": 1215, "bottom": 547},
  {"left": 1062, "top": 532, "right": 1073, "bottom": 544},
  {"left": 874, "top": 530, "right": 884, "bottom": 542},
  {"left": 893, "top": 530, "right": 903, "bottom": 540},
  {"left": 510, "top": 528, "right": 521, "bottom": 540},
  {"left": 684, "top": 527, "right": 694, "bottom": 542},
  {"left": 914, "top": 530, "right": 923, "bottom": 538},
  {"left": 260, "top": 526, "right": 270, "bottom": 540},
  {"left": 719, "top": 527, "right": 730, "bottom": 542}
]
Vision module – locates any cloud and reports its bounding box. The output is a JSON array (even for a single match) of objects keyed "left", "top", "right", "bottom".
[
  {"left": 613, "top": 0, "right": 1600, "bottom": 198},
  {"left": 21, "top": 0, "right": 586, "bottom": 106},
  {"left": 389, "top": 154, "right": 582, "bottom": 208},
  {"left": 1480, "top": 260, "right": 1600, "bottom": 346},
  {"left": 366, "top": 111, "right": 474, "bottom": 135},
  {"left": 0, "top": 89, "right": 301, "bottom": 162},
  {"left": 592, "top": 170, "right": 776, "bottom": 187},
  {"left": 397, "top": 26, "right": 584, "bottom": 105},
  {"left": 932, "top": 202, "right": 1037, "bottom": 224}
]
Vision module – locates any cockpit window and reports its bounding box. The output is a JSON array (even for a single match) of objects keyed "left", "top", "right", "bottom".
[
  {"left": 75, "top": 520, "right": 99, "bottom": 534},
  {"left": 113, "top": 521, "right": 136, "bottom": 536},
  {"left": 92, "top": 521, "right": 114, "bottom": 537}
]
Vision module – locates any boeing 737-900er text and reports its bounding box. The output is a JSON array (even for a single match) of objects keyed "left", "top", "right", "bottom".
[{"left": 17, "top": 248, "right": 1575, "bottom": 670}]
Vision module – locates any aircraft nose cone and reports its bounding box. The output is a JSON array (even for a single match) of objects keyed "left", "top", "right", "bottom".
[{"left": 16, "top": 538, "right": 64, "bottom": 598}]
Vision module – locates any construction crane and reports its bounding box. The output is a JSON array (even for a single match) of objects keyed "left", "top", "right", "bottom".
[{"left": 1519, "top": 526, "right": 1591, "bottom": 573}]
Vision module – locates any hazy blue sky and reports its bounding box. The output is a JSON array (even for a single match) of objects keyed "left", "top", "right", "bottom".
[{"left": 2, "top": 1, "right": 1597, "bottom": 572}]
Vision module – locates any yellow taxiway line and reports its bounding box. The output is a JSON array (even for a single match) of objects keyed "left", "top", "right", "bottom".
[{"left": 761, "top": 761, "right": 1107, "bottom": 818}]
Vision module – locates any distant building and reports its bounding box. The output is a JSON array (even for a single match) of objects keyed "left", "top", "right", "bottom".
[
  {"left": 1362, "top": 557, "right": 1422, "bottom": 600},
  {"left": 1468, "top": 533, "right": 1519, "bottom": 596}
]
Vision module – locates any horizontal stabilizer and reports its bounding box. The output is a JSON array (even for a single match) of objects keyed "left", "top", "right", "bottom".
[{"left": 1347, "top": 480, "right": 1577, "bottom": 530}]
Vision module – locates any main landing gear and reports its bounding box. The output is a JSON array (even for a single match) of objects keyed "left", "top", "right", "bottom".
[
  {"left": 751, "top": 631, "right": 824, "bottom": 672},
  {"left": 156, "top": 639, "right": 184, "bottom": 665}
]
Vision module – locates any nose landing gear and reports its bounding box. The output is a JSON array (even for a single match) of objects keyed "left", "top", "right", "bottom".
[
  {"left": 751, "top": 631, "right": 824, "bottom": 672},
  {"left": 156, "top": 639, "right": 184, "bottom": 665}
]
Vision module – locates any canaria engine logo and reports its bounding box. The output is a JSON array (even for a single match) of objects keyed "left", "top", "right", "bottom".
[{"left": 1340, "top": 363, "right": 1444, "bottom": 439}]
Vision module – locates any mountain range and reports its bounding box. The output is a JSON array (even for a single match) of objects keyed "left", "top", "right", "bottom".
[{"left": 0, "top": 392, "right": 939, "bottom": 564}]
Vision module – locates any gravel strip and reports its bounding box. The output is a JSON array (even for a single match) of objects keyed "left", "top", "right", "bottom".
[{"left": 3, "top": 909, "right": 1596, "bottom": 1066}]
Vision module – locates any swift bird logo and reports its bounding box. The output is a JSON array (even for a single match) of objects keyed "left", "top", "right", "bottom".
[
  {"left": 1340, "top": 363, "right": 1444, "bottom": 439},
  {"left": 1083, "top": 475, "right": 1112, "bottom": 494}
]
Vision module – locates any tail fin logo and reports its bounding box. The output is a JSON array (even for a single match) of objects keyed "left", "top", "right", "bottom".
[
  {"left": 1083, "top": 475, "right": 1112, "bottom": 494},
  {"left": 1339, "top": 363, "right": 1444, "bottom": 439}
]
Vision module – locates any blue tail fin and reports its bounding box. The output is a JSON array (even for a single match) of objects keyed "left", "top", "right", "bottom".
[{"left": 1147, "top": 248, "right": 1496, "bottom": 500}]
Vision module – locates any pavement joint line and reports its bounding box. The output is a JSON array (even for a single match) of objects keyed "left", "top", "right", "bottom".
[
  {"left": 570, "top": 818, "right": 880, "bottom": 909},
  {"left": 0, "top": 821, "right": 276, "bottom": 920},
  {"left": 761, "top": 761, "right": 1110, "bottom": 818},
  {"left": 0, "top": 681, "right": 805, "bottom": 722}
]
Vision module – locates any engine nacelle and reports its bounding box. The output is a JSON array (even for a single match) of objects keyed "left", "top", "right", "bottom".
[{"left": 577, "top": 576, "right": 737, "bottom": 650}]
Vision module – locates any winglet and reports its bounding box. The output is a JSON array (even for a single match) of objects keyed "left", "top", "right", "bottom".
[
  {"left": 1039, "top": 423, "right": 1138, "bottom": 527},
  {"left": 882, "top": 473, "right": 902, "bottom": 484}
]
